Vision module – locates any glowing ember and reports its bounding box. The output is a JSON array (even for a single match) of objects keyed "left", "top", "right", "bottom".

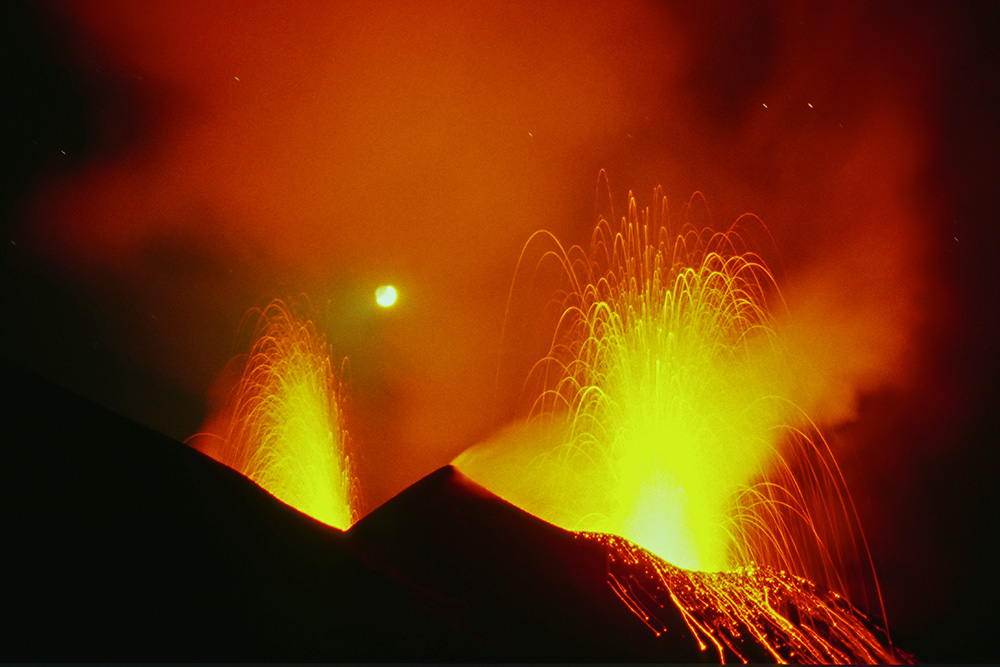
[
  {"left": 590, "top": 533, "right": 905, "bottom": 663},
  {"left": 191, "top": 299, "right": 357, "bottom": 530}
]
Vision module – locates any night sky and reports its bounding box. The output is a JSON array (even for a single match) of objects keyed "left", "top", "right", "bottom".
[{"left": 3, "top": 1, "right": 998, "bottom": 662}]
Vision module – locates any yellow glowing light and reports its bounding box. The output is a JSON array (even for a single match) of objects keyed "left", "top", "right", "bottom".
[
  {"left": 375, "top": 284, "right": 397, "bottom": 307},
  {"left": 462, "top": 194, "right": 785, "bottom": 571},
  {"left": 455, "top": 185, "right": 898, "bottom": 660},
  {"left": 192, "top": 300, "right": 357, "bottom": 530},
  {"left": 459, "top": 188, "right": 882, "bottom": 584}
]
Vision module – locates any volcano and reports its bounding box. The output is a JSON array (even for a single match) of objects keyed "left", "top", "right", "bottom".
[{"left": 3, "top": 359, "right": 902, "bottom": 662}]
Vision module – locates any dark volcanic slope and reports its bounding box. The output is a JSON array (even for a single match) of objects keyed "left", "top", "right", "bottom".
[
  {"left": 4, "top": 359, "right": 906, "bottom": 662},
  {"left": 2, "top": 360, "right": 472, "bottom": 661},
  {"left": 3, "top": 359, "right": 691, "bottom": 661},
  {"left": 347, "top": 465, "right": 704, "bottom": 662},
  {"left": 345, "top": 466, "right": 906, "bottom": 664}
]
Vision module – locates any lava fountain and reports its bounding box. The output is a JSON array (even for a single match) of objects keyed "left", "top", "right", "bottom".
[
  {"left": 190, "top": 298, "right": 358, "bottom": 530},
  {"left": 455, "top": 182, "right": 905, "bottom": 662},
  {"left": 463, "top": 187, "right": 805, "bottom": 571},
  {"left": 526, "top": 194, "right": 786, "bottom": 573}
]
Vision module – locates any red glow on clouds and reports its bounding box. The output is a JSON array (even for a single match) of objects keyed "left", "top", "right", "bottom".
[{"left": 25, "top": 0, "right": 956, "bottom": 532}]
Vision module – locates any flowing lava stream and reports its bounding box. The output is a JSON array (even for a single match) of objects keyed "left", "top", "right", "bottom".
[
  {"left": 595, "top": 532, "right": 899, "bottom": 663},
  {"left": 457, "top": 181, "right": 910, "bottom": 663},
  {"left": 190, "top": 299, "right": 358, "bottom": 531}
]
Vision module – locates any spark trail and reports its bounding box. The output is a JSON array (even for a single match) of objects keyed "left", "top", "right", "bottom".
[
  {"left": 513, "top": 188, "right": 800, "bottom": 573},
  {"left": 192, "top": 299, "right": 357, "bottom": 530},
  {"left": 591, "top": 533, "right": 902, "bottom": 664}
]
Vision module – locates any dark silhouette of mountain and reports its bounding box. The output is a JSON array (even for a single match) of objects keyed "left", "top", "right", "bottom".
[
  {"left": 3, "top": 358, "right": 475, "bottom": 661},
  {"left": 2, "top": 358, "right": 905, "bottom": 662},
  {"left": 347, "top": 464, "right": 706, "bottom": 662},
  {"left": 1, "top": 358, "right": 680, "bottom": 661}
]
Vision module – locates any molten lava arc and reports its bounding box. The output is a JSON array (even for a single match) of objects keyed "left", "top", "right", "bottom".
[
  {"left": 191, "top": 299, "right": 357, "bottom": 530},
  {"left": 455, "top": 184, "right": 901, "bottom": 662},
  {"left": 480, "top": 190, "right": 797, "bottom": 572}
]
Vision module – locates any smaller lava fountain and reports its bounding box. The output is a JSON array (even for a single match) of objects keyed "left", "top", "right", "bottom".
[{"left": 190, "top": 298, "right": 358, "bottom": 530}]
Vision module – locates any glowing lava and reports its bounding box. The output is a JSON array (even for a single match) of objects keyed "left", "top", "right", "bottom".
[
  {"left": 592, "top": 533, "right": 904, "bottom": 663},
  {"left": 455, "top": 184, "right": 902, "bottom": 662},
  {"left": 464, "top": 189, "right": 795, "bottom": 571},
  {"left": 191, "top": 299, "right": 357, "bottom": 530}
]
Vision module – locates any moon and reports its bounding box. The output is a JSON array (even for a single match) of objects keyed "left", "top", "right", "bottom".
[{"left": 375, "top": 285, "right": 397, "bottom": 308}]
